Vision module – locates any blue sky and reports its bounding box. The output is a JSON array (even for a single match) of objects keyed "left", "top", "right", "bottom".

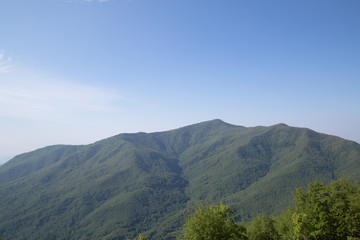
[{"left": 1, "top": 0, "right": 360, "bottom": 163}]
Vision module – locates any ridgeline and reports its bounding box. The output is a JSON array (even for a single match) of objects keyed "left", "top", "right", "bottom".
[{"left": 1, "top": 120, "right": 359, "bottom": 239}]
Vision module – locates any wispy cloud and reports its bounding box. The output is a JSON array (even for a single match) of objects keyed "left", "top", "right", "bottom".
[
  {"left": 0, "top": 51, "right": 13, "bottom": 73},
  {"left": 0, "top": 69, "right": 122, "bottom": 121}
]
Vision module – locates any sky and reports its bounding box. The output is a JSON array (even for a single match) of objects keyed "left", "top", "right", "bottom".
[{"left": 1, "top": 0, "right": 360, "bottom": 164}]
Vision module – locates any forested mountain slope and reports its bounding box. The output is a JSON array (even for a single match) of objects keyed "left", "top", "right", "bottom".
[{"left": 1, "top": 120, "right": 359, "bottom": 239}]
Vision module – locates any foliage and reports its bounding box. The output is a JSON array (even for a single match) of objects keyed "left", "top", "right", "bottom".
[
  {"left": 128, "top": 233, "right": 148, "bottom": 240},
  {"left": 177, "top": 203, "right": 247, "bottom": 240},
  {"left": 292, "top": 177, "right": 360, "bottom": 240},
  {"left": 245, "top": 178, "right": 360, "bottom": 240},
  {"left": 273, "top": 209, "right": 296, "bottom": 240},
  {"left": 247, "top": 214, "right": 279, "bottom": 240}
]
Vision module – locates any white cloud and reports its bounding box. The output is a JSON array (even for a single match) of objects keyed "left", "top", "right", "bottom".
[
  {"left": 0, "top": 51, "right": 13, "bottom": 73},
  {"left": 0, "top": 65, "right": 133, "bottom": 157},
  {"left": 0, "top": 69, "right": 122, "bottom": 121}
]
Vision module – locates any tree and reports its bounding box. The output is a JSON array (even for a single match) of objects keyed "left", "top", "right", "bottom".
[
  {"left": 274, "top": 209, "right": 296, "bottom": 240},
  {"left": 128, "top": 233, "right": 148, "bottom": 240},
  {"left": 138, "top": 233, "right": 148, "bottom": 240},
  {"left": 177, "top": 203, "right": 247, "bottom": 240},
  {"left": 292, "top": 177, "right": 360, "bottom": 240},
  {"left": 247, "top": 213, "right": 279, "bottom": 240}
]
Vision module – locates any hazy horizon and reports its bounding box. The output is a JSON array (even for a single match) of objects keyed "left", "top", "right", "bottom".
[{"left": 1, "top": 119, "right": 359, "bottom": 165}]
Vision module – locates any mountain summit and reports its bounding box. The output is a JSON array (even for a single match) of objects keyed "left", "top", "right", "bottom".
[{"left": 1, "top": 120, "right": 359, "bottom": 239}]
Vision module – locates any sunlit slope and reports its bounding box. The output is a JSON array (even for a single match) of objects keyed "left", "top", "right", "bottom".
[{"left": 0, "top": 119, "right": 359, "bottom": 239}]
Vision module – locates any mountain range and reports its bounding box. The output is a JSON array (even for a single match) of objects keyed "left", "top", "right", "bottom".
[{"left": 1, "top": 119, "right": 359, "bottom": 240}]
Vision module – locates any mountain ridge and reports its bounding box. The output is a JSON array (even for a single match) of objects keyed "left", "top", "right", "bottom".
[{"left": 1, "top": 119, "right": 359, "bottom": 239}]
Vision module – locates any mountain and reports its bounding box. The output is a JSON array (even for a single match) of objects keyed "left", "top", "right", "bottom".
[{"left": 0, "top": 120, "right": 359, "bottom": 240}]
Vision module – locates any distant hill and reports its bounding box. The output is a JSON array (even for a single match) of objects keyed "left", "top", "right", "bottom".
[{"left": 1, "top": 119, "right": 359, "bottom": 240}]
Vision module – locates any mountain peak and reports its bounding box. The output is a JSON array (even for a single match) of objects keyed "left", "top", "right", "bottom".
[
  {"left": 171, "top": 119, "right": 243, "bottom": 138},
  {"left": 273, "top": 123, "right": 289, "bottom": 127},
  {"left": 183, "top": 119, "right": 241, "bottom": 129}
]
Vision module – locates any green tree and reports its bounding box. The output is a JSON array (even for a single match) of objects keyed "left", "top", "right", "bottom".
[
  {"left": 292, "top": 177, "right": 360, "bottom": 240},
  {"left": 247, "top": 213, "right": 279, "bottom": 240},
  {"left": 177, "top": 203, "right": 247, "bottom": 240},
  {"left": 274, "top": 209, "right": 296, "bottom": 240},
  {"left": 138, "top": 233, "right": 148, "bottom": 240},
  {"left": 127, "top": 233, "right": 148, "bottom": 240}
]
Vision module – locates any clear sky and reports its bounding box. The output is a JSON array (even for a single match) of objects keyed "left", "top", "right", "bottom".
[{"left": 1, "top": 0, "right": 359, "bottom": 163}]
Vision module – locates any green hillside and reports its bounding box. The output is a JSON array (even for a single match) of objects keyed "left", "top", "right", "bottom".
[{"left": 0, "top": 120, "right": 359, "bottom": 239}]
